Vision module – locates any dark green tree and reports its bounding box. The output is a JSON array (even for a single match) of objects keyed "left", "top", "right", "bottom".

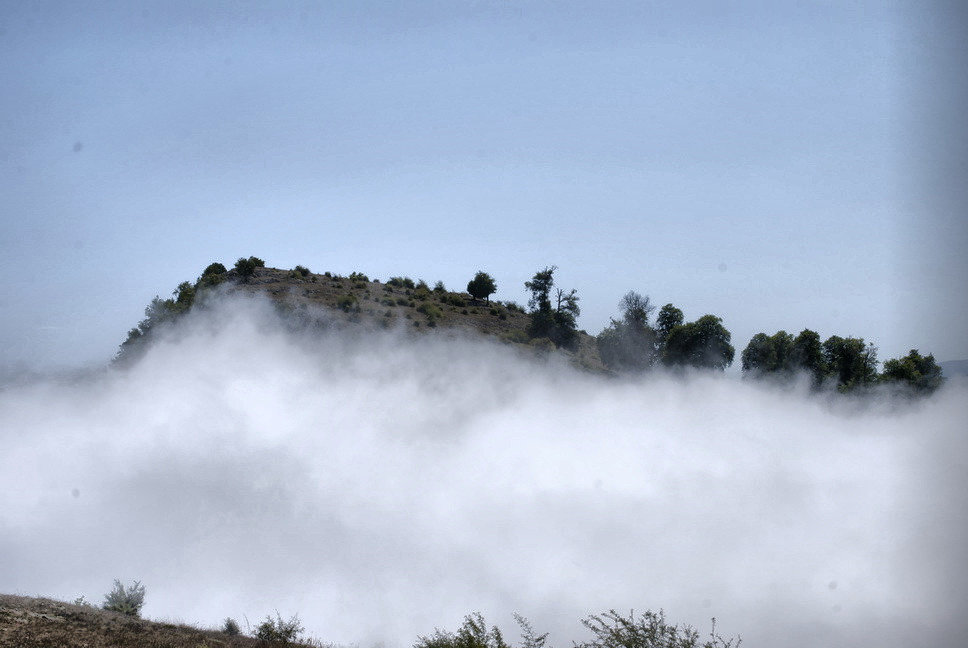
[
  {"left": 742, "top": 330, "right": 794, "bottom": 374},
  {"left": 663, "top": 314, "right": 735, "bottom": 370},
  {"left": 790, "top": 328, "right": 825, "bottom": 385},
  {"left": 467, "top": 271, "right": 497, "bottom": 302},
  {"left": 196, "top": 262, "right": 228, "bottom": 288},
  {"left": 655, "top": 303, "right": 684, "bottom": 349},
  {"left": 233, "top": 256, "right": 265, "bottom": 282},
  {"left": 524, "top": 266, "right": 580, "bottom": 349},
  {"left": 741, "top": 332, "right": 777, "bottom": 373},
  {"left": 743, "top": 328, "right": 825, "bottom": 386},
  {"left": 881, "top": 349, "right": 944, "bottom": 393},
  {"left": 822, "top": 335, "right": 878, "bottom": 391},
  {"left": 171, "top": 281, "right": 195, "bottom": 313}
]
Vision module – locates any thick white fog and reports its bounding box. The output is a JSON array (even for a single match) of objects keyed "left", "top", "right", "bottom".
[{"left": 1, "top": 294, "right": 965, "bottom": 647}]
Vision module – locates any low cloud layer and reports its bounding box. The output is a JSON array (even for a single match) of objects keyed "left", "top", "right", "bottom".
[{"left": 2, "top": 294, "right": 965, "bottom": 647}]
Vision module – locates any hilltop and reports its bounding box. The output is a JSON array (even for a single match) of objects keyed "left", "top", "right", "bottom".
[
  {"left": 117, "top": 261, "right": 607, "bottom": 372},
  {"left": 0, "top": 594, "right": 318, "bottom": 648},
  {"left": 115, "top": 258, "right": 946, "bottom": 395}
]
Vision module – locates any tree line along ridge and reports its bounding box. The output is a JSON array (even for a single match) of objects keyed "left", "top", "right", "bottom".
[{"left": 115, "top": 256, "right": 944, "bottom": 395}]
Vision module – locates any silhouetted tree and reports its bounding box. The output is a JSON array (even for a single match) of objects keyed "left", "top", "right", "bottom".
[
  {"left": 467, "top": 271, "right": 497, "bottom": 302},
  {"left": 597, "top": 291, "right": 658, "bottom": 372},
  {"left": 822, "top": 335, "right": 878, "bottom": 391},
  {"left": 743, "top": 328, "right": 826, "bottom": 386},
  {"left": 525, "top": 266, "right": 580, "bottom": 349},
  {"left": 741, "top": 332, "right": 776, "bottom": 373},
  {"left": 663, "top": 314, "right": 735, "bottom": 370},
  {"left": 655, "top": 304, "right": 684, "bottom": 348},
  {"left": 790, "top": 328, "right": 825, "bottom": 385}
]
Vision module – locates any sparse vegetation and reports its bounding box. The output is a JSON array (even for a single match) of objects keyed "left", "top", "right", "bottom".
[
  {"left": 415, "top": 609, "right": 738, "bottom": 648},
  {"left": 0, "top": 595, "right": 741, "bottom": 648},
  {"left": 417, "top": 303, "right": 444, "bottom": 320},
  {"left": 578, "top": 609, "right": 740, "bottom": 648},
  {"left": 254, "top": 612, "right": 305, "bottom": 645},
  {"left": 337, "top": 294, "right": 359, "bottom": 312}
]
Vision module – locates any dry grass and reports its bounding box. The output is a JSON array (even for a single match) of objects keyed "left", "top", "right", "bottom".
[{"left": 0, "top": 594, "right": 319, "bottom": 648}]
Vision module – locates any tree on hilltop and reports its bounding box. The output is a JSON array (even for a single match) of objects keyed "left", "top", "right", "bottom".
[
  {"left": 467, "top": 271, "right": 497, "bottom": 302},
  {"left": 233, "top": 256, "right": 265, "bottom": 283},
  {"left": 525, "top": 266, "right": 581, "bottom": 349},
  {"left": 597, "top": 291, "right": 658, "bottom": 372},
  {"left": 880, "top": 348, "right": 944, "bottom": 393},
  {"left": 662, "top": 314, "right": 735, "bottom": 370}
]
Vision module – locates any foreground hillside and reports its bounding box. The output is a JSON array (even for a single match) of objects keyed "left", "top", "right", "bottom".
[{"left": 0, "top": 594, "right": 317, "bottom": 648}]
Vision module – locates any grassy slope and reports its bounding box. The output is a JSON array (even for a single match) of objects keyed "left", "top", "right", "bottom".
[
  {"left": 221, "top": 267, "right": 606, "bottom": 373},
  {"left": 0, "top": 594, "right": 317, "bottom": 648}
]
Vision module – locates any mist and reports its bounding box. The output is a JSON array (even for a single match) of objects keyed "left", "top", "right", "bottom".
[{"left": 1, "top": 293, "right": 965, "bottom": 647}]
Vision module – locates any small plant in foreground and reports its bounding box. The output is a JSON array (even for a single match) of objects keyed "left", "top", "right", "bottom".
[
  {"left": 578, "top": 609, "right": 740, "bottom": 648},
  {"left": 415, "top": 612, "right": 510, "bottom": 648},
  {"left": 102, "top": 579, "right": 146, "bottom": 617},
  {"left": 223, "top": 617, "right": 241, "bottom": 635},
  {"left": 254, "top": 611, "right": 305, "bottom": 644}
]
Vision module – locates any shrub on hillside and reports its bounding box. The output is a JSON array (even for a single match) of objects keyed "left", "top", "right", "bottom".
[
  {"left": 223, "top": 618, "right": 241, "bottom": 635},
  {"left": 197, "top": 261, "right": 228, "bottom": 287},
  {"left": 578, "top": 609, "right": 740, "bottom": 648},
  {"left": 234, "top": 256, "right": 265, "bottom": 282},
  {"left": 292, "top": 265, "right": 311, "bottom": 277},
  {"left": 202, "top": 262, "right": 227, "bottom": 276},
  {"left": 254, "top": 612, "right": 304, "bottom": 644},
  {"left": 416, "top": 612, "right": 510, "bottom": 648},
  {"left": 418, "top": 303, "right": 444, "bottom": 320},
  {"left": 349, "top": 271, "right": 369, "bottom": 282},
  {"left": 444, "top": 293, "right": 466, "bottom": 307},
  {"left": 433, "top": 280, "right": 447, "bottom": 293},
  {"left": 414, "top": 285, "right": 432, "bottom": 300},
  {"left": 388, "top": 276, "right": 416, "bottom": 289},
  {"left": 337, "top": 294, "right": 359, "bottom": 312},
  {"left": 102, "top": 579, "right": 146, "bottom": 617}
]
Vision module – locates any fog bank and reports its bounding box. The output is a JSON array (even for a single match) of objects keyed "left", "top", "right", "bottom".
[{"left": 1, "top": 294, "right": 965, "bottom": 647}]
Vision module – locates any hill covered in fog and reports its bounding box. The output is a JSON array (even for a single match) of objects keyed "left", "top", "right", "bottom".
[
  {"left": 115, "top": 257, "right": 946, "bottom": 396},
  {"left": 115, "top": 258, "right": 607, "bottom": 372}
]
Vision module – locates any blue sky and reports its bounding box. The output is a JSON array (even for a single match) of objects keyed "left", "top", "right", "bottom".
[{"left": 1, "top": 1, "right": 965, "bottom": 370}]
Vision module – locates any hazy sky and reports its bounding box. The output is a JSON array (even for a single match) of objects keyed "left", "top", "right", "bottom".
[{"left": 1, "top": 0, "right": 965, "bottom": 369}]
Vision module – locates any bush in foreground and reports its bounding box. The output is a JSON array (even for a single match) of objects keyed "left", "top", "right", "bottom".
[
  {"left": 222, "top": 617, "right": 241, "bottom": 635},
  {"left": 254, "top": 611, "right": 305, "bottom": 644},
  {"left": 416, "top": 610, "right": 739, "bottom": 648},
  {"left": 101, "top": 579, "right": 146, "bottom": 618},
  {"left": 578, "top": 609, "right": 740, "bottom": 648}
]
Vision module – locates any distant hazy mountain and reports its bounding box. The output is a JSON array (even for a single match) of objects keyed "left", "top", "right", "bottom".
[{"left": 940, "top": 359, "right": 968, "bottom": 377}]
